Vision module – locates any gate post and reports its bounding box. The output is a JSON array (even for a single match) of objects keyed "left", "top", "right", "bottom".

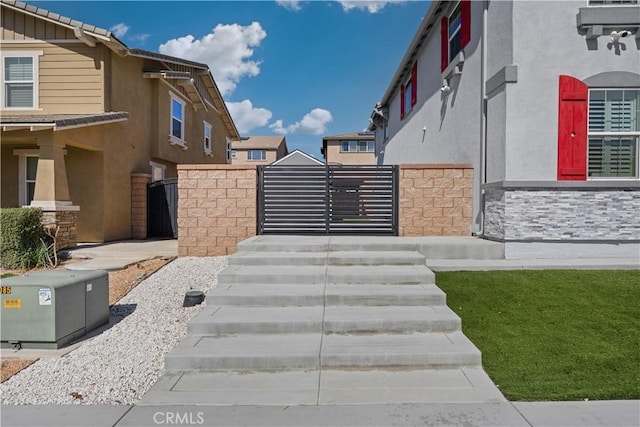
[{"left": 131, "top": 173, "right": 151, "bottom": 239}]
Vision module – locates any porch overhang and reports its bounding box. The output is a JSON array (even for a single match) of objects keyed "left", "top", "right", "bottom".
[{"left": 1, "top": 112, "right": 129, "bottom": 132}]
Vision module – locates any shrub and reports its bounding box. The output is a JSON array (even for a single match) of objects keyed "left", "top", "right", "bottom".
[{"left": 0, "top": 208, "right": 54, "bottom": 270}]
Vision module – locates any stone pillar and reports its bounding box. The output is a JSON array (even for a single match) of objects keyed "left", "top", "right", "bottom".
[{"left": 131, "top": 173, "right": 151, "bottom": 239}]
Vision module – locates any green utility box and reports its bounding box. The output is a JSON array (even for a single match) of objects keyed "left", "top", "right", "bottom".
[{"left": 1, "top": 270, "right": 109, "bottom": 349}]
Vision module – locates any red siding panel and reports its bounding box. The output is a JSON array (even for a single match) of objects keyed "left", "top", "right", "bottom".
[
  {"left": 460, "top": 0, "right": 471, "bottom": 48},
  {"left": 557, "top": 75, "right": 588, "bottom": 181},
  {"left": 441, "top": 16, "right": 449, "bottom": 72}
]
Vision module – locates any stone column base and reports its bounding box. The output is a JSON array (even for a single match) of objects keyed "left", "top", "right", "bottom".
[{"left": 39, "top": 207, "right": 80, "bottom": 250}]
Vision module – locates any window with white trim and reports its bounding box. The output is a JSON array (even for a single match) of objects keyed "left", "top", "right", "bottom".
[
  {"left": 448, "top": 2, "right": 463, "bottom": 63},
  {"left": 340, "top": 140, "right": 375, "bottom": 153},
  {"left": 169, "top": 94, "right": 185, "bottom": 146},
  {"left": 231, "top": 150, "right": 237, "bottom": 159},
  {"left": 588, "top": 89, "right": 639, "bottom": 178},
  {"left": 203, "top": 121, "right": 212, "bottom": 155},
  {"left": 247, "top": 150, "right": 266, "bottom": 161},
  {"left": 25, "top": 156, "right": 38, "bottom": 204},
  {"left": 403, "top": 77, "right": 413, "bottom": 117},
  {"left": 226, "top": 137, "right": 232, "bottom": 162},
  {"left": 2, "top": 51, "right": 42, "bottom": 109}
]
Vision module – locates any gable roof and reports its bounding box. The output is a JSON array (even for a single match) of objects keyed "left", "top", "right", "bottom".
[
  {"left": 232, "top": 136, "right": 288, "bottom": 151},
  {"left": 271, "top": 149, "right": 324, "bottom": 166},
  {"left": 0, "top": 0, "right": 240, "bottom": 140}
]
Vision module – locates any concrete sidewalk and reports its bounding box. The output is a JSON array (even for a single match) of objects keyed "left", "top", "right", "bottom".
[
  {"left": 2, "top": 400, "right": 639, "bottom": 426},
  {"left": 62, "top": 239, "right": 177, "bottom": 271}
]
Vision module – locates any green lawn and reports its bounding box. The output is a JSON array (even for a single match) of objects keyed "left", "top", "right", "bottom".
[
  {"left": 1, "top": 273, "right": 14, "bottom": 279},
  {"left": 436, "top": 270, "right": 640, "bottom": 401}
]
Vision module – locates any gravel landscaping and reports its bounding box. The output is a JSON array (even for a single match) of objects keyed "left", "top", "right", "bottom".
[{"left": 0, "top": 256, "right": 228, "bottom": 405}]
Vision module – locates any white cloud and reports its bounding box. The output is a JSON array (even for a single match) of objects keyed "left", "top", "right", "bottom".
[
  {"left": 269, "top": 108, "right": 333, "bottom": 135},
  {"left": 338, "top": 1, "right": 405, "bottom": 13},
  {"left": 129, "top": 33, "right": 150, "bottom": 43},
  {"left": 109, "top": 23, "right": 129, "bottom": 38},
  {"left": 158, "top": 22, "right": 267, "bottom": 97},
  {"left": 226, "top": 100, "right": 273, "bottom": 134},
  {"left": 276, "top": 0, "right": 302, "bottom": 11}
]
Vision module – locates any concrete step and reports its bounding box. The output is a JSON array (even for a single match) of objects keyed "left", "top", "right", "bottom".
[
  {"left": 326, "top": 265, "right": 435, "bottom": 285},
  {"left": 187, "top": 306, "right": 324, "bottom": 334},
  {"left": 164, "top": 331, "right": 479, "bottom": 372},
  {"left": 217, "top": 265, "right": 326, "bottom": 285},
  {"left": 208, "top": 284, "right": 446, "bottom": 307},
  {"left": 187, "top": 305, "right": 460, "bottom": 335},
  {"left": 324, "top": 305, "right": 460, "bottom": 334},
  {"left": 229, "top": 251, "right": 426, "bottom": 267},
  {"left": 164, "top": 334, "right": 322, "bottom": 372},
  {"left": 140, "top": 367, "right": 506, "bottom": 406},
  {"left": 321, "top": 331, "right": 481, "bottom": 369},
  {"left": 237, "top": 236, "right": 330, "bottom": 253}
]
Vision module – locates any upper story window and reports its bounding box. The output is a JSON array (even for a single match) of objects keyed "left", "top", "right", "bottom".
[
  {"left": 440, "top": 1, "right": 470, "bottom": 73},
  {"left": 588, "top": 89, "right": 639, "bottom": 178},
  {"left": 340, "top": 140, "right": 375, "bottom": 153},
  {"left": 169, "top": 94, "right": 186, "bottom": 147},
  {"left": 448, "top": 3, "right": 463, "bottom": 62},
  {"left": 400, "top": 63, "right": 417, "bottom": 119},
  {"left": 203, "top": 121, "right": 212, "bottom": 155},
  {"left": 2, "top": 52, "right": 42, "bottom": 110},
  {"left": 247, "top": 150, "right": 266, "bottom": 161}
]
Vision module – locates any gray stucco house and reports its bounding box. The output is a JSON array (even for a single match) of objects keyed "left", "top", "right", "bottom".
[{"left": 369, "top": 0, "right": 640, "bottom": 258}]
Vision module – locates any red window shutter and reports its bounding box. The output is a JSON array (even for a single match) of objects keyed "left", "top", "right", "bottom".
[
  {"left": 441, "top": 17, "right": 448, "bottom": 72},
  {"left": 557, "top": 75, "right": 588, "bottom": 181},
  {"left": 410, "top": 62, "right": 417, "bottom": 107},
  {"left": 400, "top": 84, "right": 405, "bottom": 119},
  {"left": 460, "top": 0, "right": 471, "bottom": 48}
]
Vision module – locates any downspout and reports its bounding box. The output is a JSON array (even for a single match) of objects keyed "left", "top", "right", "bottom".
[{"left": 478, "top": 0, "right": 488, "bottom": 235}]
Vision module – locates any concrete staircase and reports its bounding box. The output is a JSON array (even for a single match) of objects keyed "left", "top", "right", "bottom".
[{"left": 141, "top": 236, "right": 505, "bottom": 406}]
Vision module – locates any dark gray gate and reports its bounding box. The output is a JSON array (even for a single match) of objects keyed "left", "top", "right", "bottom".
[
  {"left": 147, "top": 178, "right": 178, "bottom": 238},
  {"left": 257, "top": 165, "right": 398, "bottom": 235}
]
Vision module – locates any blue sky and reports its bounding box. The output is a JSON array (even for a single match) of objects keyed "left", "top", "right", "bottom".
[{"left": 31, "top": 1, "right": 429, "bottom": 158}]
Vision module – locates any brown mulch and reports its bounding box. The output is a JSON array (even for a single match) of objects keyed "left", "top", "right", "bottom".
[{"left": 0, "top": 257, "right": 173, "bottom": 383}]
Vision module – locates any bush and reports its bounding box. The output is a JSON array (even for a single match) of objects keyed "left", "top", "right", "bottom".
[{"left": 0, "top": 208, "right": 54, "bottom": 270}]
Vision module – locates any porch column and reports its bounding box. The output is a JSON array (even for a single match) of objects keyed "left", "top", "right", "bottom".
[{"left": 30, "top": 131, "right": 79, "bottom": 249}]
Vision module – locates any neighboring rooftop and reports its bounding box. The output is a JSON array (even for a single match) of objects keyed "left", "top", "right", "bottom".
[
  {"left": 322, "top": 132, "right": 375, "bottom": 141},
  {"left": 232, "top": 136, "right": 288, "bottom": 151}
]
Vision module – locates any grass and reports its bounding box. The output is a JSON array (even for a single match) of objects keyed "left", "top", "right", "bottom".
[
  {"left": 436, "top": 270, "right": 640, "bottom": 401},
  {"left": 1, "top": 273, "right": 14, "bottom": 279}
]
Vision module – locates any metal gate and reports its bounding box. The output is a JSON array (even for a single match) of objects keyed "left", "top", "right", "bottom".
[
  {"left": 257, "top": 165, "right": 398, "bottom": 235},
  {"left": 147, "top": 178, "right": 178, "bottom": 238}
]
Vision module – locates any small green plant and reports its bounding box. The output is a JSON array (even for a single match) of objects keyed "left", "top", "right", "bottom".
[{"left": 0, "top": 208, "right": 56, "bottom": 270}]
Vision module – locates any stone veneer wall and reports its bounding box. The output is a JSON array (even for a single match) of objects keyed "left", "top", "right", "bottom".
[
  {"left": 41, "top": 210, "right": 78, "bottom": 249},
  {"left": 483, "top": 184, "right": 640, "bottom": 241},
  {"left": 177, "top": 165, "right": 256, "bottom": 256},
  {"left": 131, "top": 173, "right": 151, "bottom": 240},
  {"left": 399, "top": 164, "right": 474, "bottom": 236}
]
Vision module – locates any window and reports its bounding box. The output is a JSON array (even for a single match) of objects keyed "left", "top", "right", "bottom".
[
  {"left": 247, "top": 150, "right": 266, "bottom": 161},
  {"left": 440, "top": 1, "right": 470, "bottom": 72},
  {"left": 2, "top": 52, "right": 42, "bottom": 109},
  {"left": 169, "top": 94, "right": 185, "bottom": 146},
  {"left": 588, "top": 89, "right": 639, "bottom": 178},
  {"left": 25, "top": 156, "right": 37, "bottom": 204},
  {"left": 340, "top": 140, "right": 375, "bottom": 153},
  {"left": 231, "top": 150, "right": 237, "bottom": 159},
  {"left": 400, "top": 63, "right": 417, "bottom": 119},
  {"left": 226, "top": 137, "right": 232, "bottom": 162},
  {"left": 448, "top": 3, "right": 463, "bottom": 63},
  {"left": 203, "top": 122, "right": 212, "bottom": 155}
]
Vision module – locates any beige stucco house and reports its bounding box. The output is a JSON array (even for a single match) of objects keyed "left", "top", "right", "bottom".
[
  {"left": 230, "top": 136, "right": 288, "bottom": 165},
  {"left": 0, "top": 0, "right": 240, "bottom": 245},
  {"left": 321, "top": 132, "right": 376, "bottom": 165}
]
